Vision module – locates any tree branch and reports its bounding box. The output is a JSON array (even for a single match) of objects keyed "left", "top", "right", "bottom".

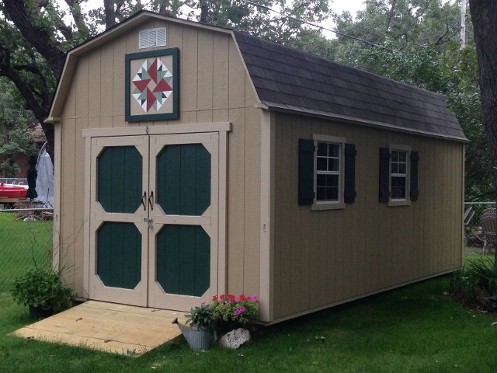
[{"left": 2, "top": 0, "right": 66, "bottom": 79}]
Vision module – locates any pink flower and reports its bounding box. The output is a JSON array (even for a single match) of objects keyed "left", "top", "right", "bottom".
[{"left": 234, "top": 306, "right": 246, "bottom": 316}]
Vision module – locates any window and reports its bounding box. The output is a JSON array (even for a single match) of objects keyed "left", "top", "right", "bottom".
[
  {"left": 316, "top": 141, "right": 342, "bottom": 202},
  {"left": 390, "top": 150, "right": 408, "bottom": 200},
  {"left": 379, "top": 146, "right": 419, "bottom": 205},
  {"left": 298, "top": 136, "right": 356, "bottom": 209}
]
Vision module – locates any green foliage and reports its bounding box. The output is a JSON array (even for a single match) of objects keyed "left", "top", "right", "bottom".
[
  {"left": 329, "top": 0, "right": 490, "bottom": 201},
  {"left": 11, "top": 268, "right": 73, "bottom": 312},
  {"left": 0, "top": 78, "right": 37, "bottom": 177},
  {"left": 185, "top": 303, "right": 215, "bottom": 328},
  {"left": 451, "top": 257, "right": 497, "bottom": 309}
]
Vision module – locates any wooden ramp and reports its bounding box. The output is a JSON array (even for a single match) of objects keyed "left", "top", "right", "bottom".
[{"left": 11, "top": 301, "right": 187, "bottom": 356}]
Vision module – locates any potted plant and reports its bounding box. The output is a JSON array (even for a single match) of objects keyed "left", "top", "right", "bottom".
[
  {"left": 11, "top": 268, "right": 74, "bottom": 318},
  {"left": 173, "top": 303, "right": 214, "bottom": 350},
  {"left": 211, "top": 294, "right": 259, "bottom": 336}
]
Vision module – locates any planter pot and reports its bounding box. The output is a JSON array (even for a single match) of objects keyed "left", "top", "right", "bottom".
[
  {"left": 176, "top": 322, "right": 211, "bottom": 351},
  {"left": 216, "top": 320, "right": 243, "bottom": 336},
  {"left": 29, "top": 305, "right": 54, "bottom": 319}
]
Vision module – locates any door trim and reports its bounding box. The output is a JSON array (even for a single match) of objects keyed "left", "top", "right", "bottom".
[{"left": 83, "top": 123, "right": 230, "bottom": 309}]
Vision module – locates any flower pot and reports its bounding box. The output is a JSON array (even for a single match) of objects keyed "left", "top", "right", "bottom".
[
  {"left": 28, "top": 305, "right": 54, "bottom": 319},
  {"left": 175, "top": 321, "right": 211, "bottom": 351},
  {"left": 217, "top": 320, "right": 243, "bottom": 335}
]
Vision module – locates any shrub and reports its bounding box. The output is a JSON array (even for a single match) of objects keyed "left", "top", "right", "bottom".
[
  {"left": 11, "top": 268, "right": 73, "bottom": 313},
  {"left": 451, "top": 257, "right": 497, "bottom": 309}
]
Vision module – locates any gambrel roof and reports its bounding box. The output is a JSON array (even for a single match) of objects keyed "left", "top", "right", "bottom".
[
  {"left": 234, "top": 31, "right": 466, "bottom": 141},
  {"left": 48, "top": 11, "right": 466, "bottom": 142}
]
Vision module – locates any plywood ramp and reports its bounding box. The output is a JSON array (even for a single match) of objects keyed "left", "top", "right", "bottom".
[{"left": 11, "top": 301, "right": 187, "bottom": 356}]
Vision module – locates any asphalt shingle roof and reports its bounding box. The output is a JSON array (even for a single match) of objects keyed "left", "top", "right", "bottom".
[{"left": 234, "top": 31, "right": 466, "bottom": 142}]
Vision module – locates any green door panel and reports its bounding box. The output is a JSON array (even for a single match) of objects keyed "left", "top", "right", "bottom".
[
  {"left": 156, "top": 144, "right": 210, "bottom": 216},
  {"left": 156, "top": 225, "right": 210, "bottom": 296},
  {"left": 97, "top": 222, "right": 141, "bottom": 289},
  {"left": 98, "top": 146, "right": 142, "bottom": 213}
]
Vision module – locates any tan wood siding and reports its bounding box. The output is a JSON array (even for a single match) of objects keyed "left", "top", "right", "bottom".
[
  {"left": 272, "top": 112, "right": 464, "bottom": 320},
  {"left": 56, "top": 20, "right": 261, "bottom": 302}
]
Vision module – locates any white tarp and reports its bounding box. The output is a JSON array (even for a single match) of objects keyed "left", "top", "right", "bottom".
[{"left": 36, "top": 142, "right": 54, "bottom": 206}]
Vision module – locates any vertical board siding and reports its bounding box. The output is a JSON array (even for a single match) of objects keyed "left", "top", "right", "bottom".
[
  {"left": 97, "top": 222, "right": 141, "bottom": 289},
  {"left": 157, "top": 143, "right": 211, "bottom": 216},
  {"left": 156, "top": 225, "right": 210, "bottom": 296},
  {"left": 58, "top": 20, "right": 261, "bottom": 301},
  {"left": 272, "top": 112, "right": 463, "bottom": 320}
]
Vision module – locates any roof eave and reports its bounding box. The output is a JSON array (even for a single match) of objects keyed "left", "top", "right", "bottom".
[{"left": 264, "top": 102, "right": 469, "bottom": 143}]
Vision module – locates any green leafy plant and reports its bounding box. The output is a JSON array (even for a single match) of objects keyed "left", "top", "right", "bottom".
[
  {"left": 451, "top": 257, "right": 497, "bottom": 309},
  {"left": 185, "top": 303, "right": 215, "bottom": 328},
  {"left": 11, "top": 268, "right": 73, "bottom": 313},
  {"left": 211, "top": 294, "right": 259, "bottom": 325}
]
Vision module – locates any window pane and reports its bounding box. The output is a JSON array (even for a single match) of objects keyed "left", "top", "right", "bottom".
[
  {"left": 398, "top": 163, "right": 406, "bottom": 174},
  {"left": 391, "top": 176, "right": 406, "bottom": 199},
  {"left": 326, "top": 174, "right": 338, "bottom": 188},
  {"left": 317, "top": 142, "right": 327, "bottom": 156},
  {"left": 316, "top": 175, "right": 339, "bottom": 201},
  {"left": 398, "top": 151, "right": 407, "bottom": 162},
  {"left": 329, "top": 158, "right": 339, "bottom": 172},
  {"left": 391, "top": 163, "right": 399, "bottom": 173},
  {"left": 391, "top": 151, "right": 398, "bottom": 162},
  {"left": 316, "top": 174, "right": 326, "bottom": 189},
  {"left": 329, "top": 144, "right": 340, "bottom": 157},
  {"left": 317, "top": 157, "right": 327, "bottom": 171},
  {"left": 317, "top": 187, "right": 326, "bottom": 201}
]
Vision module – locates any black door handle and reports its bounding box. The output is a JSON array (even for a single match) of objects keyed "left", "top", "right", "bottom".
[
  {"left": 148, "top": 191, "right": 154, "bottom": 210},
  {"left": 142, "top": 191, "right": 147, "bottom": 210}
]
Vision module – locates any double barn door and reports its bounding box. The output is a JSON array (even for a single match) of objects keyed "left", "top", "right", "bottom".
[{"left": 88, "top": 132, "right": 219, "bottom": 310}]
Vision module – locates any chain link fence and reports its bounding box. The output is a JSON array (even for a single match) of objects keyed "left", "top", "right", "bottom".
[
  {"left": 0, "top": 209, "right": 53, "bottom": 293},
  {"left": 464, "top": 202, "right": 496, "bottom": 248}
]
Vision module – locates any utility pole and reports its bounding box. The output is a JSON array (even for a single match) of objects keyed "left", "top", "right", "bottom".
[{"left": 460, "top": 0, "right": 467, "bottom": 49}]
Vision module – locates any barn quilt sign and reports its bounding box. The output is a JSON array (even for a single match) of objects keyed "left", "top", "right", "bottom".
[{"left": 125, "top": 48, "right": 179, "bottom": 122}]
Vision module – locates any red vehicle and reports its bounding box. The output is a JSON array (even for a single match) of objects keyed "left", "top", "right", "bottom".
[{"left": 0, "top": 183, "right": 28, "bottom": 199}]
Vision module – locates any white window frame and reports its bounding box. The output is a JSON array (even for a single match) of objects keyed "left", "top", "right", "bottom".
[
  {"left": 312, "top": 134, "right": 346, "bottom": 210},
  {"left": 388, "top": 144, "right": 411, "bottom": 207}
]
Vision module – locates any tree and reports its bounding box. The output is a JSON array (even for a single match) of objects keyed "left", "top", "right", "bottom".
[
  {"left": 0, "top": 0, "right": 330, "bottom": 162},
  {"left": 469, "top": 1, "right": 497, "bottom": 191},
  {"left": 0, "top": 78, "right": 37, "bottom": 177},
  {"left": 328, "top": 0, "right": 490, "bottom": 201}
]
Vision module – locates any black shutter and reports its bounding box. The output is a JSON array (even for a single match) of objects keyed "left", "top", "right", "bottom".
[
  {"left": 344, "top": 143, "right": 357, "bottom": 204},
  {"left": 410, "top": 151, "right": 419, "bottom": 201},
  {"left": 379, "top": 148, "right": 390, "bottom": 203},
  {"left": 298, "top": 139, "right": 315, "bottom": 205}
]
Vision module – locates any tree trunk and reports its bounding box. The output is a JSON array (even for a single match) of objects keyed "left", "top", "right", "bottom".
[{"left": 468, "top": 0, "right": 497, "bottom": 263}]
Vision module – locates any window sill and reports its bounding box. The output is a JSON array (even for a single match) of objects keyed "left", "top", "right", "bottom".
[
  {"left": 388, "top": 199, "right": 411, "bottom": 207},
  {"left": 312, "top": 202, "right": 346, "bottom": 211}
]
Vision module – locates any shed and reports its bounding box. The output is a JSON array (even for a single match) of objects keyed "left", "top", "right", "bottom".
[{"left": 47, "top": 11, "right": 466, "bottom": 323}]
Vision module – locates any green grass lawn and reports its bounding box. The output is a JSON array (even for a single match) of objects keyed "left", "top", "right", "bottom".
[
  {"left": 1, "top": 276, "right": 497, "bottom": 372},
  {"left": 1, "top": 215, "right": 496, "bottom": 373}
]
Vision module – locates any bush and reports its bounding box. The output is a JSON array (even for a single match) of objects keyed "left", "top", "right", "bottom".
[
  {"left": 11, "top": 268, "right": 73, "bottom": 313},
  {"left": 451, "top": 257, "right": 497, "bottom": 309}
]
